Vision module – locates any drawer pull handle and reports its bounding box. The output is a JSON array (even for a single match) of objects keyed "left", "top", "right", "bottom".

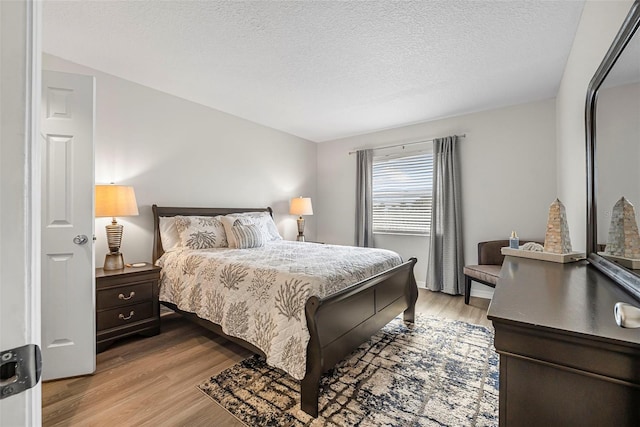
[
  {"left": 119, "top": 311, "right": 135, "bottom": 321},
  {"left": 118, "top": 291, "right": 136, "bottom": 300}
]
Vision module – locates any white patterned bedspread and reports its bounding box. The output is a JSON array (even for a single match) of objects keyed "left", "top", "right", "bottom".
[{"left": 157, "top": 240, "right": 402, "bottom": 380}]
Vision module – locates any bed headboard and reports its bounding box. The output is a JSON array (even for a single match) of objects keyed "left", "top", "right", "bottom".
[{"left": 151, "top": 204, "right": 273, "bottom": 263}]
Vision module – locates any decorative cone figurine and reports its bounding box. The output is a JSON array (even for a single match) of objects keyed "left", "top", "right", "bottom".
[
  {"left": 605, "top": 197, "right": 640, "bottom": 259},
  {"left": 544, "top": 198, "right": 572, "bottom": 254}
]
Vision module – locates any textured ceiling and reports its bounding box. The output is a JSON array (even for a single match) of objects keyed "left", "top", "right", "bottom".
[{"left": 43, "top": 1, "right": 585, "bottom": 142}]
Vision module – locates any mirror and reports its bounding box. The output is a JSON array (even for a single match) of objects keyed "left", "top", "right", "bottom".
[{"left": 587, "top": 0, "right": 640, "bottom": 302}]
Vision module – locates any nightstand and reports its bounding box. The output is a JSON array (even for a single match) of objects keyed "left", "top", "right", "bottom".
[{"left": 96, "top": 264, "right": 161, "bottom": 353}]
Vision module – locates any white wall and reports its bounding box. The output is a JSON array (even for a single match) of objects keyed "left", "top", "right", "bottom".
[
  {"left": 596, "top": 82, "right": 640, "bottom": 244},
  {"left": 555, "top": 0, "right": 634, "bottom": 251},
  {"left": 317, "top": 99, "right": 557, "bottom": 296},
  {"left": 43, "top": 54, "right": 317, "bottom": 266}
]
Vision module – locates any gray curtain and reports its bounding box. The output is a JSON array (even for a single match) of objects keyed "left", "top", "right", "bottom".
[
  {"left": 426, "top": 136, "right": 465, "bottom": 295},
  {"left": 355, "top": 149, "right": 374, "bottom": 247}
]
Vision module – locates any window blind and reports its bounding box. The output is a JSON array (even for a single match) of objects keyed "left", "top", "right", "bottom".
[{"left": 372, "top": 152, "right": 432, "bottom": 235}]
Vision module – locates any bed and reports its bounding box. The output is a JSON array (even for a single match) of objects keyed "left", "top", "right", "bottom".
[{"left": 152, "top": 205, "right": 418, "bottom": 417}]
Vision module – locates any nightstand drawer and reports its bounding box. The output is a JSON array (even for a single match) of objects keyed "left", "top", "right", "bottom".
[
  {"left": 95, "top": 265, "right": 161, "bottom": 352},
  {"left": 97, "top": 301, "right": 154, "bottom": 331},
  {"left": 97, "top": 281, "right": 153, "bottom": 310}
]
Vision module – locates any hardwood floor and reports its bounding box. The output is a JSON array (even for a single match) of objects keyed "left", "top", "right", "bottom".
[{"left": 42, "top": 290, "right": 491, "bottom": 426}]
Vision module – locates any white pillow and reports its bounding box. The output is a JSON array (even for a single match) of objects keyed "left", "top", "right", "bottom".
[
  {"left": 234, "top": 211, "right": 282, "bottom": 242},
  {"left": 230, "top": 223, "right": 265, "bottom": 249},
  {"left": 159, "top": 217, "right": 182, "bottom": 251},
  {"left": 174, "top": 215, "right": 228, "bottom": 249}
]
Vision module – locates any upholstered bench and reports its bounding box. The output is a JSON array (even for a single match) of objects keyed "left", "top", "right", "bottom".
[{"left": 464, "top": 239, "right": 539, "bottom": 304}]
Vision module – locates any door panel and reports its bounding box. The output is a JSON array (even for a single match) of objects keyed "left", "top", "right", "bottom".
[{"left": 41, "top": 70, "right": 95, "bottom": 380}]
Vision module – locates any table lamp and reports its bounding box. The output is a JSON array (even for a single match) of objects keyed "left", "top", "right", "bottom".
[
  {"left": 290, "top": 197, "right": 313, "bottom": 242},
  {"left": 95, "top": 184, "right": 139, "bottom": 270}
]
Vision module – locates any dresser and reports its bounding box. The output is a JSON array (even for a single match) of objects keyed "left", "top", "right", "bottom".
[
  {"left": 96, "top": 265, "right": 161, "bottom": 353},
  {"left": 488, "top": 257, "right": 640, "bottom": 426}
]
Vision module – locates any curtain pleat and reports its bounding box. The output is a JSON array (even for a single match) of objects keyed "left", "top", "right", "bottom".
[
  {"left": 355, "top": 149, "right": 374, "bottom": 247},
  {"left": 426, "top": 136, "right": 465, "bottom": 295}
]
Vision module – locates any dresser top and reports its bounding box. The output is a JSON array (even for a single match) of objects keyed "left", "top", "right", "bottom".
[{"left": 488, "top": 256, "right": 640, "bottom": 347}]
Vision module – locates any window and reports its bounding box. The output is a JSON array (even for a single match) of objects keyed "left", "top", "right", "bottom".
[{"left": 372, "top": 150, "right": 432, "bottom": 235}]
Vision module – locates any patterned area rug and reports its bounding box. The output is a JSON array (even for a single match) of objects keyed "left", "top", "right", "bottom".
[{"left": 198, "top": 316, "right": 499, "bottom": 426}]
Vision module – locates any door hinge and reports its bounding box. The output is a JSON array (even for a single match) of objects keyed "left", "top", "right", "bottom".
[{"left": 0, "top": 344, "right": 42, "bottom": 399}]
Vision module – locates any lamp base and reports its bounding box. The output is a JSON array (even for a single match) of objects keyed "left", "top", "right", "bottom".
[
  {"left": 296, "top": 217, "right": 306, "bottom": 242},
  {"left": 104, "top": 252, "right": 124, "bottom": 270}
]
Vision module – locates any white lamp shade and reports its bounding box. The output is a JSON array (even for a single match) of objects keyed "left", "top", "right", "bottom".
[
  {"left": 290, "top": 197, "right": 313, "bottom": 216},
  {"left": 95, "top": 185, "right": 139, "bottom": 218}
]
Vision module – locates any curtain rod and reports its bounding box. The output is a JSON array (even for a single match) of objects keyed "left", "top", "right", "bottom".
[{"left": 348, "top": 134, "right": 466, "bottom": 155}]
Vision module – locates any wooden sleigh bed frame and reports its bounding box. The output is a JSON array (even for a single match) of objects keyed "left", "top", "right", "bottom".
[{"left": 152, "top": 205, "right": 418, "bottom": 417}]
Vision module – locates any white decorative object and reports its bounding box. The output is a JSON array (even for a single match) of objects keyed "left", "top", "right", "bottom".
[
  {"left": 614, "top": 302, "right": 640, "bottom": 328},
  {"left": 544, "top": 198, "right": 572, "bottom": 254},
  {"left": 521, "top": 242, "right": 543, "bottom": 252},
  {"left": 605, "top": 197, "right": 640, "bottom": 259}
]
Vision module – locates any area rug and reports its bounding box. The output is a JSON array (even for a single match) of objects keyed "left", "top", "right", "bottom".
[{"left": 198, "top": 316, "right": 499, "bottom": 426}]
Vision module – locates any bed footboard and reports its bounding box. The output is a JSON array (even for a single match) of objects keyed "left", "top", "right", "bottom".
[{"left": 301, "top": 257, "right": 418, "bottom": 417}]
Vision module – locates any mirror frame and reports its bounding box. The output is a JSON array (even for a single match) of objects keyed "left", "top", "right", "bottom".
[{"left": 586, "top": 0, "right": 640, "bottom": 302}]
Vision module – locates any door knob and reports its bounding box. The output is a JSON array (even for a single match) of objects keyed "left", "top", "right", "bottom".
[{"left": 73, "top": 235, "right": 89, "bottom": 245}]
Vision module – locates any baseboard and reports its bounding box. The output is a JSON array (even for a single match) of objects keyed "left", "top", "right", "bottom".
[
  {"left": 470, "top": 288, "right": 494, "bottom": 300},
  {"left": 416, "top": 280, "right": 494, "bottom": 300}
]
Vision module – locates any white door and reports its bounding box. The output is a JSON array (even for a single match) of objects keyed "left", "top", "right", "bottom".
[
  {"left": 1, "top": 1, "right": 42, "bottom": 424},
  {"left": 40, "top": 70, "right": 96, "bottom": 380}
]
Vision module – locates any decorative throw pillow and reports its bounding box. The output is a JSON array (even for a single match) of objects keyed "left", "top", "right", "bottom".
[
  {"left": 174, "top": 215, "right": 228, "bottom": 249},
  {"left": 230, "top": 223, "right": 265, "bottom": 249},
  {"left": 234, "top": 211, "right": 282, "bottom": 242},
  {"left": 220, "top": 215, "right": 244, "bottom": 248},
  {"left": 159, "top": 216, "right": 181, "bottom": 251}
]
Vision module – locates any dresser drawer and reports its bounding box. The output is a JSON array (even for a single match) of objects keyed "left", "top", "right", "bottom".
[
  {"left": 97, "top": 301, "right": 154, "bottom": 331},
  {"left": 97, "top": 281, "right": 153, "bottom": 310}
]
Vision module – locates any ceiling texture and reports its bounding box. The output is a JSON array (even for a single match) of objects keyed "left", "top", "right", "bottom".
[{"left": 43, "top": 0, "right": 585, "bottom": 142}]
